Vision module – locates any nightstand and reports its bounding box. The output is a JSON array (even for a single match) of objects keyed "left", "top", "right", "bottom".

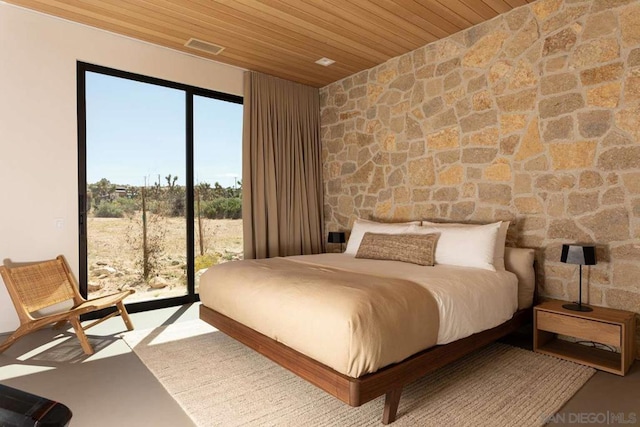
[{"left": 534, "top": 300, "right": 636, "bottom": 376}]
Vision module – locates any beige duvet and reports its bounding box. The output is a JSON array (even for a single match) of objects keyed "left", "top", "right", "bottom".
[{"left": 199, "top": 257, "right": 439, "bottom": 378}]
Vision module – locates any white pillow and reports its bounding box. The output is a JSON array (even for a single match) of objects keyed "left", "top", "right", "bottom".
[
  {"left": 345, "top": 218, "right": 420, "bottom": 255},
  {"left": 417, "top": 222, "right": 501, "bottom": 271},
  {"left": 422, "top": 221, "right": 509, "bottom": 270}
]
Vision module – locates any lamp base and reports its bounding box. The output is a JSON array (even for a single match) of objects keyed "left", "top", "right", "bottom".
[{"left": 562, "top": 303, "right": 593, "bottom": 312}]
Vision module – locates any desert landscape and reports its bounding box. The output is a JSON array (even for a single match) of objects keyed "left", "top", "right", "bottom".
[{"left": 87, "top": 216, "right": 243, "bottom": 302}]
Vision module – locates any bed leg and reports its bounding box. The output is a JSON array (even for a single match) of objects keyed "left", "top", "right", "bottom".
[{"left": 382, "top": 387, "right": 402, "bottom": 424}]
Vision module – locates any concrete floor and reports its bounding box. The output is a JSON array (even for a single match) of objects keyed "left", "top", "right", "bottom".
[{"left": 0, "top": 304, "right": 638, "bottom": 427}]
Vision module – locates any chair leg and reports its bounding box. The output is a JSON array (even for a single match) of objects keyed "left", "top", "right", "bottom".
[
  {"left": 52, "top": 320, "right": 68, "bottom": 330},
  {"left": 69, "top": 317, "right": 94, "bottom": 356},
  {"left": 0, "top": 327, "right": 29, "bottom": 354},
  {"left": 117, "top": 301, "right": 134, "bottom": 331}
]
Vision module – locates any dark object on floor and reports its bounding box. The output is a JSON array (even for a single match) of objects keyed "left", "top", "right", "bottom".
[{"left": 0, "top": 384, "right": 72, "bottom": 427}]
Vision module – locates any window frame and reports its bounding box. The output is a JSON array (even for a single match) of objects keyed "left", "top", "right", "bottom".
[{"left": 77, "top": 61, "right": 243, "bottom": 316}]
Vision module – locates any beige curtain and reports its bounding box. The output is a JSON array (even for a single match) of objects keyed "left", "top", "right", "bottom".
[{"left": 242, "top": 71, "right": 324, "bottom": 259}]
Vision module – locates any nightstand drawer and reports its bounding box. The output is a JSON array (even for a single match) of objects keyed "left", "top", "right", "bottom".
[{"left": 537, "top": 311, "right": 621, "bottom": 347}]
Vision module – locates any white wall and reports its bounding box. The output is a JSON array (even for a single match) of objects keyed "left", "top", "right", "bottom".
[{"left": 0, "top": 3, "right": 244, "bottom": 333}]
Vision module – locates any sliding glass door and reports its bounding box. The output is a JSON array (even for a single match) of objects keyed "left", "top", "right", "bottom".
[{"left": 78, "top": 62, "right": 242, "bottom": 312}]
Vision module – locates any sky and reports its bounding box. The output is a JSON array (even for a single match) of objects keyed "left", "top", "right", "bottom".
[{"left": 86, "top": 71, "right": 243, "bottom": 188}]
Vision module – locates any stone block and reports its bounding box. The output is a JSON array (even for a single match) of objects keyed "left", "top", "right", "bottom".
[
  {"left": 426, "top": 127, "right": 460, "bottom": 150},
  {"left": 438, "top": 164, "right": 463, "bottom": 185},
  {"left": 579, "top": 171, "right": 603, "bottom": 189},
  {"left": 543, "top": 28, "right": 577, "bottom": 56},
  {"left": 545, "top": 56, "right": 567, "bottom": 73},
  {"left": 582, "top": 11, "right": 617, "bottom": 40},
  {"left": 484, "top": 159, "right": 511, "bottom": 181},
  {"left": 623, "top": 69, "right": 640, "bottom": 102},
  {"left": 602, "top": 187, "right": 625, "bottom": 205},
  {"left": 506, "top": 7, "right": 530, "bottom": 31},
  {"left": 515, "top": 118, "right": 544, "bottom": 161},
  {"left": 540, "top": 73, "right": 578, "bottom": 95},
  {"left": 542, "top": 116, "right": 573, "bottom": 142},
  {"left": 579, "top": 62, "right": 624, "bottom": 86},
  {"left": 472, "top": 90, "right": 492, "bottom": 111},
  {"left": 567, "top": 192, "right": 599, "bottom": 215},
  {"left": 408, "top": 157, "right": 435, "bottom": 186},
  {"left": 433, "top": 187, "right": 459, "bottom": 201},
  {"left": 592, "top": 0, "right": 635, "bottom": 13},
  {"left": 536, "top": 174, "right": 576, "bottom": 191},
  {"left": 443, "top": 71, "right": 462, "bottom": 91},
  {"left": 548, "top": 219, "right": 591, "bottom": 241},
  {"left": 459, "top": 110, "right": 498, "bottom": 133},
  {"left": 435, "top": 150, "right": 460, "bottom": 165},
  {"left": 416, "top": 64, "right": 435, "bottom": 79},
  {"left": 623, "top": 172, "right": 640, "bottom": 193},
  {"left": 615, "top": 103, "right": 640, "bottom": 141},
  {"left": 500, "top": 135, "right": 520, "bottom": 155},
  {"left": 478, "top": 183, "right": 512, "bottom": 205},
  {"left": 504, "top": 18, "right": 540, "bottom": 58},
  {"left": 579, "top": 208, "right": 630, "bottom": 241},
  {"left": 538, "top": 93, "right": 584, "bottom": 119},
  {"left": 515, "top": 197, "right": 543, "bottom": 214},
  {"left": 422, "top": 97, "right": 444, "bottom": 118},
  {"left": 514, "top": 174, "right": 532, "bottom": 194},
  {"left": 546, "top": 193, "right": 565, "bottom": 217},
  {"left": 586, "top": 82, "right": 621, "bottom": 108},
  {"left": 541, "top": 5, "right": 590, "bottom": 34},
  {"left": 570, "top": 38, "right": 620, "bottom": 68},
  {"left": 467, "top": 128, "right": 499, "bottom": 147},
  {"left": 467, "top": 75, "right": 487, "bottom": 93},
  {"left": 598, "top": 146, "right": 640, "bottom": 170},
  {"left": 389, "top": 74, "right": 416, "bottom": 92},
  {"left": 605, "top": 289, "right": 640, "bottom": 315},
  {"left": 620, "top": 2, "right": 640, "bottom": 48},
  {"left": 496, "top": 88, "right": 537, "bottom": 112},
  {"left": 629, "top": 48, "right": 640, "bottom": 67},
  {"left": 461, "top": 148, "right": 498, "bottom": 164},
  {"left": 430, "top": 108, "right": 458, "bottom": 129},
  {"left": 550, "top": 141, "right": 596, "bottom": 170},
  {"left": 451, "top": 201, "right": 476, "bottom": 220},
  {"left": 500, "top": 114, "right": 527, "bottom": 134},
  {"left": 463, "top": 32, "right": 509, "bottom": 68},
  {"left": 435, "top": 57, "right": 461, "bottom": 77},
  {"left": 577, "top": 110, "right": 611, "bottom": 138},
  {"left": 531, "top": 0, "right": 562, "bottom": 19}
]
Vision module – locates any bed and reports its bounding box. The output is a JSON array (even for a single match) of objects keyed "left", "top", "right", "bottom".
[{"left": 199, "top": 222, "right": 536, "bottom": 424}]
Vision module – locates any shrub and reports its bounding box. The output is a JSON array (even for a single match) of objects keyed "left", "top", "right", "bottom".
[
  {"left": 114, "top": 197, "right": 139, "bottom": 216},
  {"left": 202, "top": 197, "right": 242, "bottom": 219},
  {"left": 195, "top": 253, "right": 219, "bottom": 271},
  {"left": 94, "top": 202, "right": 124, "bottom": 218}
]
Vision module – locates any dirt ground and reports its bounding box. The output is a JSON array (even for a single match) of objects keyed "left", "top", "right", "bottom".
[{"left": 87, "top": 216, "right": 243, "bottom": 302}]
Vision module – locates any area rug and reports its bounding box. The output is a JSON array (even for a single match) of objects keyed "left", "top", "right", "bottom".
[{"left": 123, "top": 320, "right": 595, "bottom": 427}]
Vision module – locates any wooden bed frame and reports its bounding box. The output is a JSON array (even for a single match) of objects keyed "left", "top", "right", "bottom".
[{"left": 200, "top": 305, "right": 532, "bottom": 424}]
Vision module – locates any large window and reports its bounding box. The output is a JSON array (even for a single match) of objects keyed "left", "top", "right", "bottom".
[{"left": 78, "top": 62, "right": 243, "bottom": 313}]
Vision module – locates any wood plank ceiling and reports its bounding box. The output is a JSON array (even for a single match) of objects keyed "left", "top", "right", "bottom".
[{"left": 6, "top": 0, "right": 536, "bottom": 87}]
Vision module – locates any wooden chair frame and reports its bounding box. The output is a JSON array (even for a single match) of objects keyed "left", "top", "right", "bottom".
[{"left": 0, "top": 255, "right": 134, "bottom": 355}]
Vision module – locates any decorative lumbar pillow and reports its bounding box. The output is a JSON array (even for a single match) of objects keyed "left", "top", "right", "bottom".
[
  {"left": 417, "top": 222, "right": 501, "bottom": 271},
  {"left": 355, "top": 232, "right": 438, "bottom": 266},
  {"left": 421, "top": 221, "right": 509, "bottom": 270},
  {"left": 344, "top": 218, "right": 420, "bottom": 255}
]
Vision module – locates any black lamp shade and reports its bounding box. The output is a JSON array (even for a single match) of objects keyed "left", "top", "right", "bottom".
[
  {"left": 561, "top": 244, "right": 596, "bottom": 265},
  {"left": 328, "top": 231, "right": 346, "bottom": 244}
]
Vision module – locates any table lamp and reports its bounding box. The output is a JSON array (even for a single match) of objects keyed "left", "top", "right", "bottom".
[
  {"left": 328, "top": 231, "right": 346, "bottom": 252},
  {"left": 560, "top": 244, "right": 596, "bottom": 312}
]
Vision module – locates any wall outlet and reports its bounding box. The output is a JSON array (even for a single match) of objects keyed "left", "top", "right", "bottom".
[{"left": 54, "top": 218, "right": 65, "bottom": 229}]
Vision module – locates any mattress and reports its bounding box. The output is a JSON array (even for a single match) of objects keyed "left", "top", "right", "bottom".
[{"left": 199, "top": 253, "right": 519, "bottom": 378}]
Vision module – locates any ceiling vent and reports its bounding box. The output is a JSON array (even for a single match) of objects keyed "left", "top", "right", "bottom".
[{"left": 185, "top": 38, "right": 225, "bottom": 55}]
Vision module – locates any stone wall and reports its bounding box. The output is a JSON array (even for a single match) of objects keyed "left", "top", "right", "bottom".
[{"left": 320, "top": 0, "right": 640, "bottom": 355}]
